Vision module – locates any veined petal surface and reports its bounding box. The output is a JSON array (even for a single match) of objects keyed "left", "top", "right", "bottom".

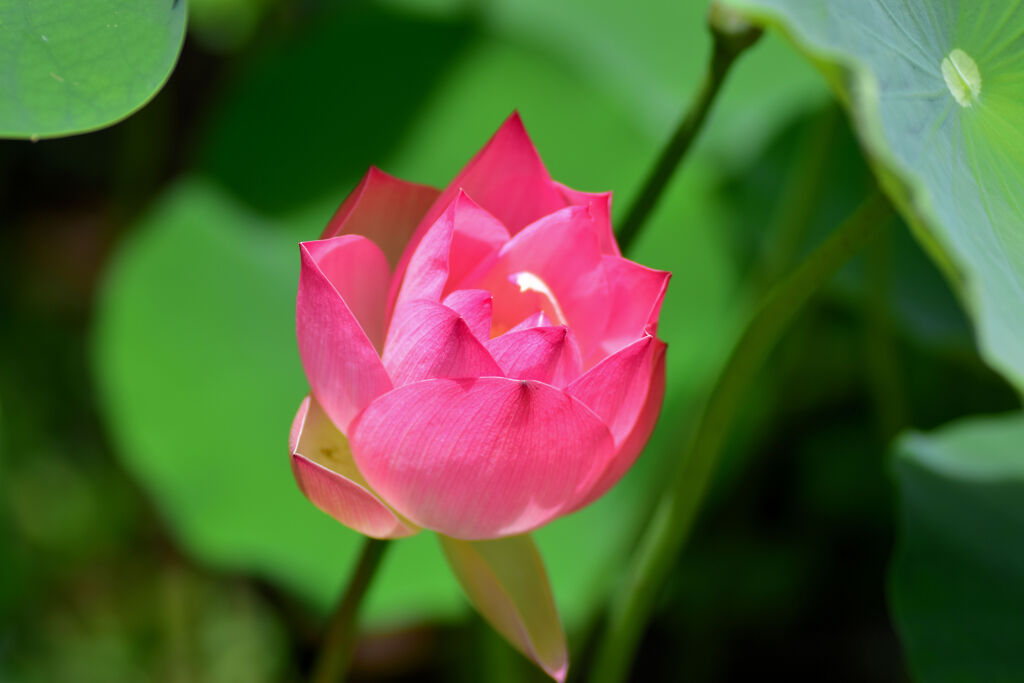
[
  {"left": 297, "top": 238, "right": 393, "bottom": 433},
  {"left": 486, "top": 325, "right": 583, "bottom": 387},
  {"left": 383, "top": 300, "right": 502, "bottom": 387},
  {"left": 349, "top": 377, "right": 614, "bottom": 539},
  {"left": 442, "top": 289, "right": 494, "bottom": 343},
  {"left": 395, "top": 192, "right": 508, "bottom": 309},
  {"left": 321, "top": 166, "right": 440, "bottom": 269},
  {"left": 571, "top": 340, "right": 667, "bottom": 509}
]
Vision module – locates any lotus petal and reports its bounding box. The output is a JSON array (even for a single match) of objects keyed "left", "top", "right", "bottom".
[
  {"left": 383, "top": 300, "right": 501, "bottom": 386},
  {"left": 297, "top": 237, "right": 393, "bottom": 432},
  {"left": 349, "top": 377, "right": 615, "bottom": 539},
  {"left": 321, "top": 166, "right": 439, "bottom": 269},
  {"left": 486, "top": 326, "right": 583, "bottom": 387}
]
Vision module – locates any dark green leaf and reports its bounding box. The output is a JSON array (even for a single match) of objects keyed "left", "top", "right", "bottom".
[{"left": 890, "top": 413, "right": 1024, "bottom": 682}]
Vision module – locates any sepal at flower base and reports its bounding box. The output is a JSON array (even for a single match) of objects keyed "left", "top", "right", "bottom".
[{"left": 439, "top": 534, "right": 568, "bottom": 682}]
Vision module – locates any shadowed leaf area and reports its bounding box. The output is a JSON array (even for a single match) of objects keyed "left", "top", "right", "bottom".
[{"left": 891, "top": 414, "right": 1024, "bottom": 683}]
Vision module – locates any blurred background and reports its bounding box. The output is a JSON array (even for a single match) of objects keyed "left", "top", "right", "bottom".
[{"left": 1, "top": 0, "right": 1019, "bottom": 680}]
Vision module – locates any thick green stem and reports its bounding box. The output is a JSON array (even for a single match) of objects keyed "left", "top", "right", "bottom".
[
  {"left": 591, "top": 191, "right": 893, "bottom": 683},
  {"left": 616, "top": 8, "right": 761, "bottom": 254},
  {"left": 310, "top": 538, "right": 390, "bottom": 683}
]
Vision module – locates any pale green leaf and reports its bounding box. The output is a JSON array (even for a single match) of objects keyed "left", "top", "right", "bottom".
[
  {"left": 440, "top": 534, "right": 567, "bottom": 682},
  {"left": 723, "top": 0, "right": 1024, "bottom": 392}
]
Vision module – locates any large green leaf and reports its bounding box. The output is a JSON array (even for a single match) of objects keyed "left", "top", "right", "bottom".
[
  {"left": 890, "top": 413, "right": 1024, "bottom": 682},
  {"left": 0, "top": 0, "right": 186, "bottom": 138},
  {"left": 722, "top": 0, "right": 1024, "bottom": 392}
]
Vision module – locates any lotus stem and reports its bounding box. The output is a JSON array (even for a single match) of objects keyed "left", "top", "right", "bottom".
[
  {"left": 592, "top": 190, "right": 894, "bottom": 683},
  {"left": 616, "top": 3, "right": 762, "bottom": 254},
  {"left": 310, "top": 537, "right": 390, "bottom": 683}
]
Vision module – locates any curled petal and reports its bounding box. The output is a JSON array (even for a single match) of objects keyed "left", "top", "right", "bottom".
[
  {"left": 300, "top": 235, "right": 391, "bottom": 350},
  {"left": 290, "top": 396, "right": 417, "bottom": 539},
  {"left": 570, "top": 340, "right": 667, "bottom": 510},
  {"left": 383, "top": 300, "right": 501, "bottom": 387},
  {"left": 395, "top": 192, "right": 508, "bottom": 309},
  {"left": 349, "top": 377, "right": 615, "bottom": 539},
  {"left": 486, "top": 326, "right": 583, "bottom": 387},
  {"left": 442, "top": 289, "right": 493, "bottom": 343},
  {"left": 599, "top": 256, "right": 671, "bottom": 357},
  {"left": 321, "top": 167, "right": 439, "bottom": 269},
  {"left": 440, "top": 534, "right": 567, "bottom": 682},
  {"left": 297, "top": 239, "right": 393, "bottom": 432},
  {"left": 553, "top": 183, "right": 619, "bottom": 256}
]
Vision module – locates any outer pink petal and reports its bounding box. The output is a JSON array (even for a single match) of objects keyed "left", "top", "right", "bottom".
[
  {"left": 473, "top": 206, "right": 610, "bottom": 358},
  {"left": 349, "top": 377, "right": 615, "bottom": 539},
  {"left": 300, "top": 235, "right": 391, "bottom": 350},
  {"left": 388, "top": 114, "right": 568, "bottom": 303},
  {"left": 565, "top": 335, "right": 658, "bottom": 447},
  {"left": 382, "top": 300, "right": 502, "bottom": 387},
  {"left": 442, "top": 289, "right": 493, "bottom": 343},
  {"left": 290, "top": 396, "right": 417, "bottom": 539},
  {"left": 420, "top": 112, "right": 567, "bottom": 237},
  {"left": 598, "top": 255, "right": 671, "bottom": 358},
  {"left": 440, "top": 534, "right": 568, "bottom": 682},
  {"left": 553, "top": 183, "right": 620, "bottom": 256},
  {"left": 570, "top": 340, "right": 666, "bottom": 510},
  {"left": 394, "top": 192, "right": 508, "bottom": 310},
  {"left": 486, "top": 326, "right": 583, "bottom": 387},
  {"left": 321, "top": 167, "right": 440, "bottom": 269},
  {"left": 297, "top": 239, "right": 393, "bottom": 433}
]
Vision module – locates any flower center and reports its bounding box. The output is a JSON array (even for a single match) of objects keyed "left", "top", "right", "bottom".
[{"left": 511, "top": 271, "right": 568, "bottom": 326}]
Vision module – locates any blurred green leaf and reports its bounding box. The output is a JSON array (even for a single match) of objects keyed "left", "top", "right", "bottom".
[
  {"left": 93, "top": 179, "right": 461, "bottom": 620},
  {"left": 189, "top": 0, "right": 268, "bottom": 52},
  {"left": 723, "top": 0, "right": 1024, "bottom": 393},
  {"left": 890, "top": 413, "right": 1024, "bottom": 682},
  {"left": 0, "top": 0, "right": 186, "bottom": 139}
]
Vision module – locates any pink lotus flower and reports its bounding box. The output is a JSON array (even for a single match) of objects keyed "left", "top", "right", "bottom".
[{"left": 291, "top": 113, "right": 669, "bottom": 680}]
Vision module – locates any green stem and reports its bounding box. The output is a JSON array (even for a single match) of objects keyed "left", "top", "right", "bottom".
[
  {"left": 616, "top": 8, "right": 761, "bottom": 253},
  {"left": 310, "top": 538, "right": 390, "bottom": 683},
  {"left": 591, "top": 191, "right": 893, "bottom": 683},
  {"left": 754, "top": 104, "right": 840, "bottom": 287}
]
